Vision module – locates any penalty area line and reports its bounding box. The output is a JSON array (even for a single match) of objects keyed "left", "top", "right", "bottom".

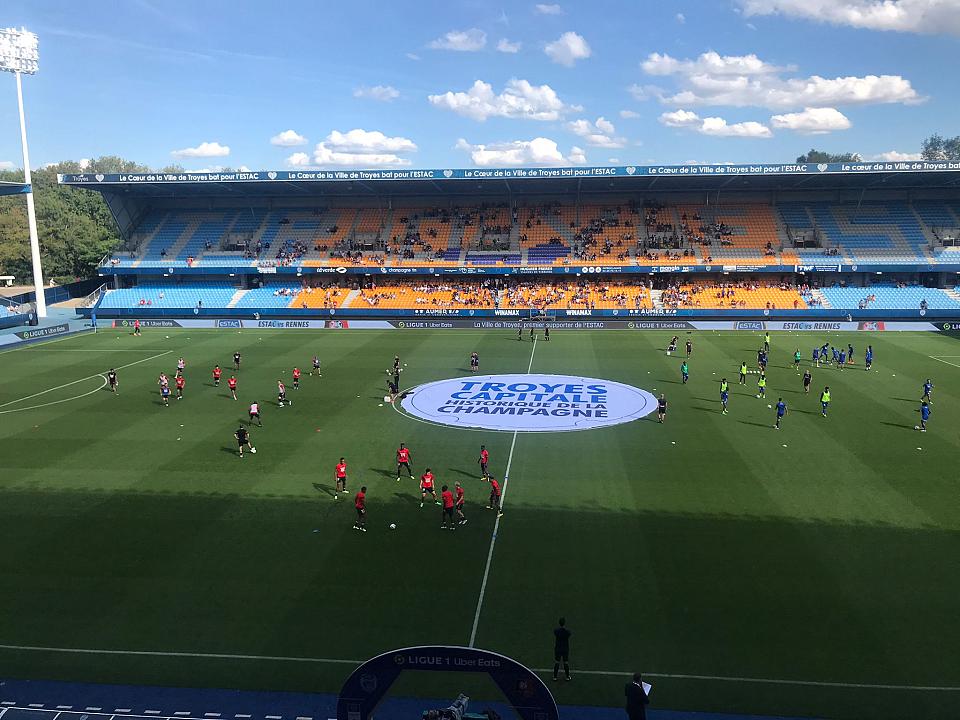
[
  {"left": 0, "top": 642, "right": 955, "bottom": 692},
  {"left": 468, "top": 336, "right": 536, "bottom": 648},
  {"left": 0, "top": 350, "right": 172, "bottom": 410}
]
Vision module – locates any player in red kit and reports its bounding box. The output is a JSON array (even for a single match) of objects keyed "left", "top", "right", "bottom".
[
  {"left": 175, "top": 374, "right": 185, "bottom": 400},
  {"left": 292, "top": 367, "right": 301, "bottom": 390},
  {"left": 213, "top": 365, "right": 222, "bottom": 387},
  {"left": 420, "top": 468, "right": 439, "bottom": 508},
  {"left": 334, "top": 457, "right": 347, "bottom": 499},
  {"left": 353, "top": 486, "right": 367, "bottom": 532},
  {"left": 487, "top": 476, "right": 503, "bottom": 517},
  {"left": 478, "top": 445, "right": 490, "bottom": 480},
  {"left": 441, "top": 485, "right": 456, "bottom": 530},
  {"left": 227, "top": 375, "right": 237, "bottom": 400},
  {"left": 396, "top": 443, "right": 413, "bottom": 482},
  {"left": 455, "top": 481, "right": 467, "bottom": 526}
]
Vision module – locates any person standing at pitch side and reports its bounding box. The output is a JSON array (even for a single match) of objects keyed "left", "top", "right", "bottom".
[{"left": 553, "top": 617, "right": 572, "bottom": 681}]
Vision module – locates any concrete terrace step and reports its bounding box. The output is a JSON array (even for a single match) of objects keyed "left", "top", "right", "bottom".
[{"left": 226, "top": 290, "right": 247, "bottom": 308}]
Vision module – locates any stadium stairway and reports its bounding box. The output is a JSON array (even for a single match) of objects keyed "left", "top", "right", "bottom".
[
  {"left": 226, "top": 289, "right": 247, "bottom": 308},
  {"left": 946, "top": 288, "right": 960, "bottom": 304},
  {"left": 811, "top": 289, "right": 831, "bottom": 308},
  {"left": 164, "top": 217, "right": 204, "bottom": 261}
]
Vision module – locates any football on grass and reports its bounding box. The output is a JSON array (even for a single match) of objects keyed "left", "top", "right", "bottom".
[{"left": 250, "top": 447, "right": 257, "bottom": 454}]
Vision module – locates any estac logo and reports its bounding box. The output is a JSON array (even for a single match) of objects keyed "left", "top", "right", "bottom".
[{"left": 400, "top": 373, "right": 658, "bottom": 432}]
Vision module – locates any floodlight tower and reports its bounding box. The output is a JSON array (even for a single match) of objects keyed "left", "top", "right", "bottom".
[{"left": 0, "top": 27, "right": 45, "bottom": 317}]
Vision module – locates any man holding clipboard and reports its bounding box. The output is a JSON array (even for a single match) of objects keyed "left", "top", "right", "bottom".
[{"left": 624, "top": 672, "right": 650, "bottom": 720}]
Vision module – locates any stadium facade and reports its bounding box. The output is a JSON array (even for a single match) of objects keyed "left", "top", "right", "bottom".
[{"left": 58, "top": 161, "right": 960, "bottom": 323}]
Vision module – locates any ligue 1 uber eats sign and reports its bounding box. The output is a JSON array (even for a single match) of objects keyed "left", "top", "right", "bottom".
[{"left": 400, "top": 373, "right": 657, "bottom": 432}]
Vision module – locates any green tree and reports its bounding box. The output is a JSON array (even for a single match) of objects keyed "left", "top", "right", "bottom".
[
  {"left": 921, "top": 134, "right": 960, "bottom": 162},
  {"left": 795, "top": 149, "right": 863, "bottom": 163},
  {"left": 0, "top": 156, "right": 142, "bottom": 282}
]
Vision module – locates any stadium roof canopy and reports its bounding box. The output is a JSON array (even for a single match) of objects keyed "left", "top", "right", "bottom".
[
  {"left": 0, "top": 181, "right": 29, "bottom": 196},
  {"left": 59, "top": 161, "right": 960, "bottom": 201}
]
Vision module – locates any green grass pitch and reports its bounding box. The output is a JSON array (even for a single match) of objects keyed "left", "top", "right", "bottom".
[{"left": 0, "top": 327, "right": 958, "bottom": 719}]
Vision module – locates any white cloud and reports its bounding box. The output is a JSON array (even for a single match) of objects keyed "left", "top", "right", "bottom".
[
  {"left": 354, "top": 85, "right": 400, "bottom": 101},
  {"left": 770, "top": 106, "right": 851, "bottom": 133},
  {"left": 535, "top": 3, "right": 564, "bottom": 14},
  {"left": 0, "top": 160, "right": 15, "bottom": 170},
  {"left": 406, "top": 52, "right": 421, "bottom": 61},
  {"left": 676, "top": 12, "right": 686, "bottom": 22},
  {"left": 78, "top": 158, "right": 91, "bottom": 171},
  {"left": 739, "top": 0, "right": 960, "bottom": 36},
  {"left": 497, "top": 38, "right": 522, "bottom": 53},
  {"left": 642, "top": 50, "right": 790, "bottom": 77},
  {"left": 567, "top": 116, "right": 626, "bottom": 148},
  {"left": 628, "top": 84, "right": 649, "bottom": 101},
  {"left": 455, "top": 137, "right": 584, "bottom": 166},
  {"left": 544, "top": 31, "right": 591, "bottom": 66},
  {"left": 659, "top": 110, "right": 772, "bottom": 137},
  {"left": 270, "top": 130, "right": 308, "bottom": 147},
  {"left": 619, "top": 109, "right": 641, "bottom": 118},
  {"left": 428, "top": 78, "right": 582, "bottom": 121},
  {"left": 171, "top": 141, "right": 230, "bottom": 158},
  {"left": 429, "top": 28, "right": 487, "bottom": 51},
  {"left": 659, "top": 109, "right": 702, "bottom": 127},
  {"left": 642, "top": 50, "right": 922, "bottom": 109},
  {"left": 870, "top": 150, "right": 923, "bottom": 161},
  {"left": 291, "top": 129, "right": 418, "bottom": 168},
  {"left": 286, "top": 152, "right": 311, "bottom": 167}
]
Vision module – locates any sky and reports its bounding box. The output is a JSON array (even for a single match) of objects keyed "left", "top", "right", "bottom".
[{"left": 1, "top": 0, "right": 958, "bottom": 172}]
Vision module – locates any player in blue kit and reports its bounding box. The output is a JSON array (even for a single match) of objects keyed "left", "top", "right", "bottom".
[
  {"left": 812, "top": 346, "right": 820, "bottom": 366},
  {"left": 865, "top": 345, "right": 874, "bottom": 370},
  {"left": 922, "top": 379, "right": 933, "bottom": 403},
  {"left": 774, "top": 398, "right": 787, "bottom": 429},
  {"left": 837, "top": 349, "right": 846, "bottom": 369},
  {"left": 719, "top": 378, "right": 729, "bottom": 415},
  {"left": 917, "top": 400, "right": 930, "bottom": 432}
]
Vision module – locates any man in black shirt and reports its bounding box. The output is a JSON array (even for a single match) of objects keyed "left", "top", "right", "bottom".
[
  {"left": 624, "top": 672, "right": 648, "bottom": 720},
  {"left": 552, "top": 617, "right": 571, "bottom": 681}
]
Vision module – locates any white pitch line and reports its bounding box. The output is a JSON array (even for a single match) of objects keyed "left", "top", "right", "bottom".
[
  {"left": 0, "top": 642, "right": 363, "bottom": 665},
  {"left": 0, "top": 377, "right": 108, "bottom": 415},
  {"left": 468, "top": 337, "right": 536, "bottom": 648},
  {"left": 929, "top": 355, "right": 960, "bottom": 369},
  {"left": 0, "top": 329, "right": 94, "bottom": 356},
  {"left": 529, "top": 667, "right": 960, "bottom": 691},
  {"left": 0, "top": 350, "right": 172, "bottom": 409},
  {"left": 0, "top": 644, "right": 952, "bottom": 693}
]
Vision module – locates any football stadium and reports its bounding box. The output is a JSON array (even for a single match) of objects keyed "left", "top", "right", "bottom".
[{"left": 2, "top": 6, "right": 960, "bottom": 720}]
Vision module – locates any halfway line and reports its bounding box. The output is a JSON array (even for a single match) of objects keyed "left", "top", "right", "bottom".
[{"left": 468, "top": 336, "right": 537, "bottom": 647}]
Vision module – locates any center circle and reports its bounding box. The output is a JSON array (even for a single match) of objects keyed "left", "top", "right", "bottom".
[{"left": 399, "top": 373, "right": 658, "bottom": 433}]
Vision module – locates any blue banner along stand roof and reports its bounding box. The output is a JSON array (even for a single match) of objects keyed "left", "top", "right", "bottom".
[
  {"left": 95, "top": 263, "right": 960, "bottom": 277},
  {"left": 57, "top": 160, "right": 960, "bottom": 186},
  {"left": 0, "top": 181, "right": 30, "bottom": 195}
]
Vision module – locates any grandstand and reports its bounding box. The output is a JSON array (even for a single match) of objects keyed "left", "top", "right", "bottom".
[{"left": 56, "top": 162, "right": 960, "bottom": 318}]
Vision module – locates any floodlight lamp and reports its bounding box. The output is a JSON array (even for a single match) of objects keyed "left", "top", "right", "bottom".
[{"left": 0, "top": 27, "right": 39, "bottom": 75}]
